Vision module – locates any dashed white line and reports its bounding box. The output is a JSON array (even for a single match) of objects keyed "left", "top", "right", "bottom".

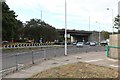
[
  {"left": 110, "top": 65, "right": 119, "bottom": 68},
  {"left": 85, "top": 59, "right": 103, "bottom": 63}
]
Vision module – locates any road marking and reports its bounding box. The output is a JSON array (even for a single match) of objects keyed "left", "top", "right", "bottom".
[
  {"left": 110, "top": 65, "right": 119, "bottom": 68},
  {"left": 85, "top": 59, "right": 103, "bottom": 63},
  {"left": 107, "top": 58, "right": 118, "bottom": 62},
  {"left": 18, "top": 64, "right": 24, "bottom": 66}
]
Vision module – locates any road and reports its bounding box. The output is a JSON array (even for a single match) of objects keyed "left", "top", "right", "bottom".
[{"left": 2, "top": 45, "right": 105, "bottom": 70}]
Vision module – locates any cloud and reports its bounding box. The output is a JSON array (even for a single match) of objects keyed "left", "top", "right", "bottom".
[{"left": 6, "top": 0, "right": 120, "bottom": 32}]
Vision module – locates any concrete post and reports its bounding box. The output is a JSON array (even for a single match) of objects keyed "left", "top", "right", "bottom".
[
  {"left": 43, "top": 49, "right": 46, "bottom": 60},
  {"left": 32, "top": 50, "right": 34, "bottom": 64},
  {"left": 15, "top": 53, "right": 18, "bottom": 71}
]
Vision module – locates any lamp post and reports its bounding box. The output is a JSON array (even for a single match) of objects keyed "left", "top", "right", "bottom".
[
  {"left": 107, "top": 8, "right": 114, "bottom": 34},
  {"left": 96, "top": 21, "right": 101, "bottom": 46},
  {"left": 64, "top": 0, "right": 67, "bottom": 56},
  {"left": 89, "top": 16, "right": 90, "bottom": 31},
  {"left": 41, "top": 10, "right": 42, "bottom": 21}
]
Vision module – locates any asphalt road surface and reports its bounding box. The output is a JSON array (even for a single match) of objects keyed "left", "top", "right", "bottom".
[{"left": 2, "top": 45, "right": 105, "bottom": 70}]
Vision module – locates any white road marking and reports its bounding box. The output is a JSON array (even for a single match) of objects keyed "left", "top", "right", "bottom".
[
  {"left": 18, "top": 64, "right": 24, "bottom": 66},
  {"left": 85, "top": 59, "right": 103, "bottom": 62},
  {"left": 107, "top": 58, "right": 118, "bottom": 62},
  {"left": 110, "top": 65, "right": 119, "bottom": 68}
]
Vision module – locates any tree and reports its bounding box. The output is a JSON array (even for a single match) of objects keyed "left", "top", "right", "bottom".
[
  {"left": 114, "top": 15, "right": 120, "bottom": 33},
  {"left": 101, "top": 31, "right": 109, "bottom": 40},
  {"left": 23, "top": 18, "right": 59, "bottom": 42},
  {"left": 2, "top": 2, "right": 23, "bottom": 41}
]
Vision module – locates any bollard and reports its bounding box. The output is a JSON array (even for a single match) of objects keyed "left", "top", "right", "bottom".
[
  {"left": 43, "top": 49, "right": 46, "bottom": 60},
  {"left": 54, "top": 48, "right": 56, "bottom": 57},
  {"left": 15, "top": 53, "right": 18, "bottom": 71},
  {"left": 32, "top": 50, "right": 34, "bottom": 64},
  {"left": 106, "top": 45, "right": 109, "bottom": 57}
]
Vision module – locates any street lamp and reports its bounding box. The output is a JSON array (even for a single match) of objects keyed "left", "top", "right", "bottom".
[
  {"left": 64, "top": 0, "right": 67, "bottom": 56},
  {"left": 107, "top": 8, "right": 114, "bottom": 34},
  {"left": 96, "top": 21, "right": 101, "bottom": 46},
  {"left": 41, "top": 10, "right": 42, "bottom": 21},
  {"left": 89, "top": 16, "right": 91, "bottom": 31}
]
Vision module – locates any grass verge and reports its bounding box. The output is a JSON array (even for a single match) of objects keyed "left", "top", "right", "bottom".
[{"left": 31, "top": 62, "right": 119, "bottom": 78}]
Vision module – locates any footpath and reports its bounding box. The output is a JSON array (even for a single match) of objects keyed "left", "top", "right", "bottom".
[{"left": 2, "top": 51, "right": 119, "bottom": 78}]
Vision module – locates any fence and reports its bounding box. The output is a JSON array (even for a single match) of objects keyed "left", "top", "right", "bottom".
[
  {"left": 2, "top": 45, "right": 105, "bottom": 76},
  {"left": 2, "top": 47, "right": 65, "bottom": 76},
  {"left": 106, "top": 45, "right": 120, "bottom": 57}
]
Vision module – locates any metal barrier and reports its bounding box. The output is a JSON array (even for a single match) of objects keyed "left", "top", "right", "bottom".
[
  {"left": 2, "top": 46, "right": 66, "bottom": 74},
  {"left": 2, "top": 45, "right": 105, "bottom": 77},
  {"left": 2, "top": 43, "right": 54, "bottom": 49},
  {"left": 106, "top": 45, "right": 120, "bottom": 57}
]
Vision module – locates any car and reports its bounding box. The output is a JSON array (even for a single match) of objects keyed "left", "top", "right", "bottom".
[
  {"left": 72, "top": 42, "right": 77, "bottom": 45},
  {"left": 90, "top": 42, "right": 96, "bottom": 46},
  {"left": 85, "top": 41, "right": 90, "bottom": 45},
  {"left": 26, "top": 40, "right": 34, "bottom": 43},
  {"left": 76, "top": 42, "right": 83, "bottom": 47},
  {"left": 2, "top": 41, "right": 9, "bottom": 44},
  {"left": 100, "top": 40, "right": 108, "bottom": 46}
]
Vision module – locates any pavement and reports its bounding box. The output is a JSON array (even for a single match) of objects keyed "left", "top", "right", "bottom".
[{"left": 2, "top": 51, "right": 119, "bottom": 79}]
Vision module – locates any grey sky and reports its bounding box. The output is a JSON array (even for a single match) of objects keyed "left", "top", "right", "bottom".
[{"left": 6, "top": 0, "right": 120, "bottom": 32}]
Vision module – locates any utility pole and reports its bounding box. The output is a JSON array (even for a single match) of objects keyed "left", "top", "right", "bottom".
[
  {"left": 41, "top": 10, "right": 42, "bottom": 21},
  {"left": 96, "top": 21, "right": 101, "bottom": 45},
  {"left": 112, "top": 9, "right": 114, "bottom": 34},
  {"left": 64, "top": 0, "right": 67, "bottom": 56},
  {"left": 107, "top": 8, "right": 114, "bottom": 34},
  {"left": 98, "top": 23, "right": 101, "bottom": 46},
  {"left": 89, "top": 16, "right": 90, "bottom": 31}
]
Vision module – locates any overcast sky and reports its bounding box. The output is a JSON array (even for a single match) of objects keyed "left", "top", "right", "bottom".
[{"left": 6, "top": 0, "right": 120, "bottom": 32}]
